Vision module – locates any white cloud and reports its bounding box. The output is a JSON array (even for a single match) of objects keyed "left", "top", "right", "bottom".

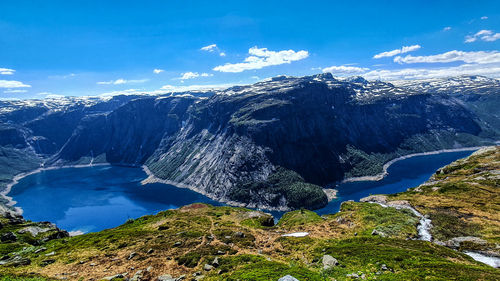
[
  {"left": 0, "top": 68, "right": 15, "bottom": 75},
  {"left": 48, "top": 73, "right": 76, "bottom": 79},
  {"left": 179, "top": 72, "right": 199, "bottom": 80},
  {"left": 97, "top": 78, "right": 149, "bottom": 85},
  {"left": 153, "top": 69, "right": 164, "bottom": 74},
  {"left": 201, "top": 44, "right": 226, "bottom": 57},
  {"left": 201, "top": 44, "right": 218, "bottom": 52},
  {"left": 213, "top": 46, "right": 309, "bottom": 73},
  {"left": 177, "top": 72, "right": 214, "bottom": 80},
  {"left": 363, "top": 62, "right": 500, "bottom": 80},
  {"left": 160, "top": 83, "right": 237, "bottom": 92},
  {"left": 373, "top": 45, "right": 421, "bottom": 59},
  {"left": 322, "top": 65, "right": 369, "bottom": 75},
  {"left": 0, "top": 80, "right": 31, "bottom": 88},
  {"left": 3, "top": 89, "right": 27, "bottom": 93},
  {"left": 443, "top": 26, "right": 452, "bottom": 31},
  {"left": 465, "top": 30, "right": 500, "bottom": 43},
  {"left": 481, "top": 16, "right": 488, "bottom": 20},
  {"left": 394, "top": 50, "right": 500, "bottom": 64}
]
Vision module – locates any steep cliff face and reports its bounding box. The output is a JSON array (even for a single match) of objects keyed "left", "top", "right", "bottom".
[
  {"left": 144, "top": 75, "right": 492, "bottom": 210},
  {"left": 52, "top": 96, "right": 196, "bottom": 165}
]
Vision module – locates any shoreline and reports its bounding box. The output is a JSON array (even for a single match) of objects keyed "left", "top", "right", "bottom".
[
  {"left": 342, "top": 146, "right": 486, "bottom": 183},
  {"left": 1, "top": 162, "right": 110, "bottom": 215}
]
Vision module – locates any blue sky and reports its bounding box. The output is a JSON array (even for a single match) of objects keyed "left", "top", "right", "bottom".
[{"left": 0, "top": 0, "right": 499, "bottom": 99}]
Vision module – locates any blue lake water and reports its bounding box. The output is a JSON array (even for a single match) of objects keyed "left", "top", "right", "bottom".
[
  {"left": 9, "top": 166, "right": 220, "bottom": 234},
  {"left": 9, "top": 150, "right": 474, "bottom": 233},
  {"left": 314, "top": 150, "right": 474, "bottom": 216}
]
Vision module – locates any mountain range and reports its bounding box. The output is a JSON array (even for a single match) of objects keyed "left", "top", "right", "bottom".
[{"left": 0, "top": 74, "right": 499, "bottom": 211}]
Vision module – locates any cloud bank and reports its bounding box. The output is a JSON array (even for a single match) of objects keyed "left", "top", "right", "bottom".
[
  {"left": 322, "top": 65, "right": 369, "bottom": 75},
  {"left": 394, "top": 50, "right": 500, "bottom": 64},
  {"left": 0, "top": 68, "right": 15, "bottom": 75},
  {"left": 97, "top": 78, "right": 149, "bottom": 85},
  {"left": 0, "top": 80, "right": 31, "bottom": 88},
  {"left": 213, "top": 46, "right": 309, "bottom": 73},
  {"left": 465, "top": 30, "right": 500, "bottom": 43},
  {"left": 373, "top": 45, "right": 421, "bottom": 59}
]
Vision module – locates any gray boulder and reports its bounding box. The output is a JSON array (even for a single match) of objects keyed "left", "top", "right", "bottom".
[{"left": 322, "top": 254, "right": 339, "bottom": 269}]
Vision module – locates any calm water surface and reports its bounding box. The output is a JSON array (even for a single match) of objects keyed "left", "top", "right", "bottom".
[
  {"left": 10, "top": 150, "right": 474, "bottom": 233},
  {"left": 10, "top": 166, "right": 220, "bottom": 233}
]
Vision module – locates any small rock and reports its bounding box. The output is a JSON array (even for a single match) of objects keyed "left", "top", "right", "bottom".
[
  {"left": 1, "top": 232, "right": 17, "bottom": 242},
  {"left": 371, "top": 229, "right": 385, "bottom": 237},
  {"left": 360, "top": 195, "right": 387, "bottom": 204},
  {"left": 40, "top": 259, "right": 55, "bottom": 267},
  {"left": 45, "top": 251, "right": 55, "bottom": 256},
  {"left": 445, "top": 236, "right": 488, "bottom": 249},
  {"left": 156, "top": 275, "right": 174, "bottom": 281},
  {"left": 212, "top": 257, "right": 219, "bottom": 267},
  {"left": 278, "top": 275, "right": 299, "bottom": 281},
  {"left": 34, "top": 247, "right": 47, "bottom": 254},
  {"left": 224, "top": 236, "right": 231, "bottom": 239},
  {"left": 130, "top": 270, "right": 144, "bottom": 281},
  {"left": 233, "top": 231, "right": 245, "bottom": 238},
  {"left": 147, "top": 248, "right": 154, "bottom": 254},
  {"left": 4, "top": 255, "right": 31, "bottom": 267},
  {"left": 175, "top": 275, "right": 186, "bottom": 281},
  {"left": 217, "top": 268, "right": 228, "bottom": 275},
  {"left": 216, "top": 250, "right": 225, "bottom": 255},
  {"left": 203, "top": 264, "right": 213, "bottom": 271},
  {"left": 381, "top": 264, "right": 388, "bottom": 271},
  {"left": 103, "top": 274, "right": 126, "bottom": 281},
  {"left": 322, "top": 254, "right": 339, "bottom": 269},
  {"left": 193, "top": 271, "right": 202, "bottom": 276},
  {"left": 128, "top": 252, "right": 137, "bottom": 260},
  {"left": 173, "top": 241, "right": 182, "bottom": 247}
]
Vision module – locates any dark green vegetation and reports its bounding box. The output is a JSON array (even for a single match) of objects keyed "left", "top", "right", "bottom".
[
  {"left": 1, "top": 146, "right": 499, "bottom": 280},
  {"left": 229, "top": 167, "right": 327, "bottom": 210}
]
